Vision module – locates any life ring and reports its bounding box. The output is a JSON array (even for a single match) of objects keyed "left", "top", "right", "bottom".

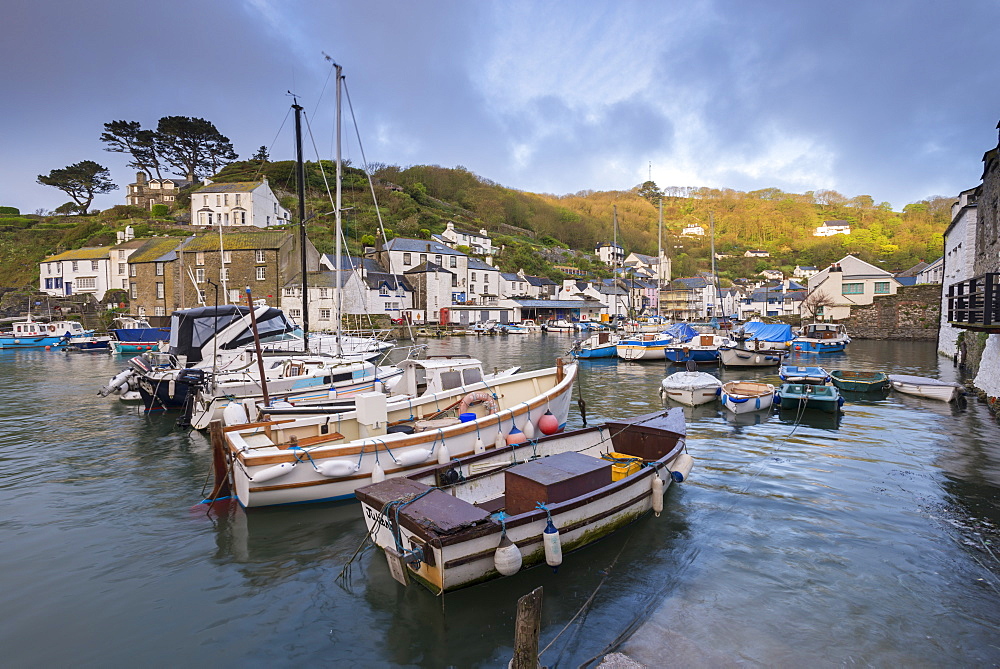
[
  {"left": 48, "top": 325, "right": 56, "bottom": 332},
  {"left": 458, "top": 391, "right": 498, "bottom": 415}
]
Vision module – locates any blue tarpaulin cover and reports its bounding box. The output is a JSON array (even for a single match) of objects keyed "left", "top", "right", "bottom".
[
  {"left": 663, "top": 323, "right": 698, "bottom": 342},
  {"left": 739, "top": 321, "right": 794, "bottom": 342}
]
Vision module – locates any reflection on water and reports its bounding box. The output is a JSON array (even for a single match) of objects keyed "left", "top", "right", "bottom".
[{"left": 1, "top": 338, "right": 999, "bottom": 666}]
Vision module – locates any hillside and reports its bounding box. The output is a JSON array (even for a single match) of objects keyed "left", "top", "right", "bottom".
[{"left": 1, "top": 162, "right": 952, "bottom": 289}]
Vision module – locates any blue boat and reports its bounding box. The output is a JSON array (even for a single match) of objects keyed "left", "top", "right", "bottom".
[
  {"left": 779, "top": 365, "right": 830, "bottom": 384},
  {"left": 571, "top": 331, "right": 618, "bottom": 359},
  {"left": 616, "top": 323, "right": 698, "bottom": 361},
  {"left": 109, "top": 316, "right": 170, "bottom": 343},
  {"left": 664, "top": 330, "right": 723, "bottom": 364},
  {"left": 792, "top": 323, "right": 850, "bottom": 354},
  {"left": 0, "top": 317, "right": 91, "bottom": 349},
  {"left": 776, "top": 383, "right": 844, "bottom": 413}
]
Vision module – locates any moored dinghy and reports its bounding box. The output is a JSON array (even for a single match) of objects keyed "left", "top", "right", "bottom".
[
  {"left": 829, "top": 369, "right": 890, "bottom": 393},
  {"left": 659, "top": 371, "right": 722, "bottom": 406},
  {"left": 776, "top": 383, "right": 844, "bottom": 413},
  {"left": 355, "top": 407, "right": 690, "bottom": 594},
  {"left": 888, "top": 374, "right": 963, "bottom": 402},
  {"left": 779, "top": 365, "right": 830, "bottom": 385},
  {"left": 720, "top": 381, "right": 775, "bottom": 414}
]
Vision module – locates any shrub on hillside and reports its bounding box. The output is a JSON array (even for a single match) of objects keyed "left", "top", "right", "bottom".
[
  {"left": 0, "top": 217, "right": 34, "bottom": 229},
  {"left": 0, "top": 206, "right": 20, "bottom": 215},
  {"left": 150, "top": 204, "right": 170, "bottom": 217},
  {"left": 99, "top": 205, "right": 150, "bottom": 222}
]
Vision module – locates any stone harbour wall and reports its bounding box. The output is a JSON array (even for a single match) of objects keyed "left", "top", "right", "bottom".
[{"left": 846, "top": 284, "right": 941, "bottom": 341}]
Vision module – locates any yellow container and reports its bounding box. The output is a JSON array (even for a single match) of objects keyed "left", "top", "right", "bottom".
[{"left": 603, "top": 452, "right": 642, "bottom": 481}]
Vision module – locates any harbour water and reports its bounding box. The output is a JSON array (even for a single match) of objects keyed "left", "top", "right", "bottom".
[{"left": 1, "top": 336, "right": 999, "bottom": 667}]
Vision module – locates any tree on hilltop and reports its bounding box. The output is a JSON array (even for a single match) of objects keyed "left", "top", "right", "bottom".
[
  {"left": 100, "top": 120, "right": 164, "bottom": 179},
  {"left": 156, "top": 116, "right": 238, "bottom": 181},
  {"left": 37, "top": 161, "right": 117, "bottom": 214}
]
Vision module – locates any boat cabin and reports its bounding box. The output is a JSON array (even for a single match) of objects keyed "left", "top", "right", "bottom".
[
  {"left": 167, "top": 304, "right": 297, "bottom": 364},
  {"left": 801, "top": 323, "right": 847, "bottom": 339},
  {"left": 391, "top": 357, "right": 487, "bottom": 397},
  {"left": 8, "top": 319, "right": 86, "bottom": 337}
]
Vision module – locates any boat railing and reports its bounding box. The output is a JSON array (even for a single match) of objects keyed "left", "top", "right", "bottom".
[{"left": 947, "top": 273, "right": 1000, "bottom": 330}]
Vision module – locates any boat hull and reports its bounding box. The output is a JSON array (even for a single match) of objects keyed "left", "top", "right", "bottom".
[
  {"left": 660, "top": 372, "right": 721, "bottom": 406},
  {"left": 719, "top": 347, "right": 785, "bottom": 367},
  {"left": 223, "top": 363, "right": 579, "bottom": 507},
  {"left": 572, "top": 343, "right": 617, "bottom": 359},
  {"left": 664, "top": 347, "right": 719, "bottom": 364},
  {"left": 721, "top": 382, "right": 775, "bottom": 414},
  {"left": 792, "top": 339, "right": 847, "bottom": 353},
  {"left": 829, "top": 370, "right": 889, "bottom": 393},
  {"left": 888, "top": 375, "right": 961, "bottom": 402},
  {"left": 777, "top": 383, "right": 843, "bottom": 413}
]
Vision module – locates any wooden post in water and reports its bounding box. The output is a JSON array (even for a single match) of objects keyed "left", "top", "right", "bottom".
[
  {"left": 208, "top": 419, "right": 231, "bottom": 500},
  {"left": 556, "top": 357, "right": 564, "bottom": 383},
  {"left": 511, "top": 586, "right": 543, "bottom": 669}
]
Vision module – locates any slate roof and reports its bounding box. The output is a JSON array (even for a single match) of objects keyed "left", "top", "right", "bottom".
[
  {"left": 512, "top": 299, "right": 602, "bottom": 307},
  {"left": 127, "top": 237, "right": 189, "bottom": 263},
  {"left": 671, "top": 277, "right": 709, "bottom": 289},
  {"left": 183, "top": 231, "right": 291, "bottom": 251},
  {"left": 193, "top": 180, "right": 265, "bottom": 194},
  {"left": 500, "top": 272, "right": 521, "bottom": 281},
  {"left": 384, "top": 238, "right": 465, "bottom": 256},
  {"left": 404, "top": 261, "right": 454, "bottom": 275},
  {"left": 467, "top": 258, "right": 497, "bottom": 271},
  {"left": 823, "top": 220, "right": 850, "bottom": 226},
  {"left": 525, "top": 275, "right": 555, "bottom": 286},
  {"left": 628, "top": 253, "right": 657, "bottom": 264},
  {"left": 42, "top": 247, "right": 112, "bottom": 262}
]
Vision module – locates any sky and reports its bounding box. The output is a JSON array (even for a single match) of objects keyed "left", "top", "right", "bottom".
[{"left": 4, "top": 0, "right": 1000, "bottom": 215}]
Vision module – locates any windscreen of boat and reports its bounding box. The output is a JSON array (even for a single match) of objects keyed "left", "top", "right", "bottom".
[
  {"left": 169, "top": 305, "right": 253, "bottom": 362},
  {"left": 219, "top": 308, "right": 296, "bottom": 351}
]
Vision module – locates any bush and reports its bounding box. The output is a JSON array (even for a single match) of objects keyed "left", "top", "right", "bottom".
[
  {"left": 99, "top": 205, "right": 150, "bottom": 222},
  {"left": 150, "top": 204, "right": 170, "bottom": 217},
  {"left": 0, "top": 206, "right": 20, "bottom": 215}
]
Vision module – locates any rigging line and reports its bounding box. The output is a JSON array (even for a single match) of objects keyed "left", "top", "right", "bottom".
[{"left": 253, "top": 106, "right": 294, "bottom": 182}]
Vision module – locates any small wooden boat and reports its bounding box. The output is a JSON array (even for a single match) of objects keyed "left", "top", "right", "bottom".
[
  {"left": 720, "top": 381, "right": 775, "bottom": 414},
  {"left": 718, "top": 345, "right": 786, "bottom": 367},
  {"left": 659, "top": 371, "right": 721, "bottom": 406},
  {"left": 829, "top": 369, "right": 889, "bottom": 393},
  {"left": 779, "top": 365, "right": 830, "bottom": 385},
  {"left": 776, "top": 383, "right": 844, "bottom": 413},
  {"left": 355, "top": 408, "right": 691, "bottom": 594},
  {"left": 888, "top": 375, "right": 963, "bottom": 402}
]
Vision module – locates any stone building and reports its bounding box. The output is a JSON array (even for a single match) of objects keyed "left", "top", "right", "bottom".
[{"left": 124, "top": 172, "right": 191, "bottom": 210}]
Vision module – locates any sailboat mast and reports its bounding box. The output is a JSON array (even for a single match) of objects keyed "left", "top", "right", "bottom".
[
  {"left": 709, "top": 211, "right": 717, "bottom": 319},
  {"left": 334, "top": 63, "right": 344, "bottom": 358},
  {"left": 657, "top": 197, "right": 663, "bottom": 320},
  {"left": 293, "top": 99, "right": 309, "bottom": 348}
]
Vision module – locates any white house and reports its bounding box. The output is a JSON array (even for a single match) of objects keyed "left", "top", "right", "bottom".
[
  {"left": 109, "top": 237, "right": 149, "bottom": 294},
  {"left": 814, "top": 219, "right": 852, "bottom": 237},
  {"left": 760, "top": 269, "right": 784, "bottom": 281},
  {"left": 793, "top": 265, "right": 819, "bottom": 280},
  {"left": 595, "top": 242, "right": 625, "bottom": 267},
  {"left": 806, "top": 255, "right": 901, "bottom": 320},
  {"left": 437, "top": 222, "right": 496, "bottom": 257},
  {"left": 500, "top": 272, "right": 530, "bottom": 298},
  {"left": 939, "top": 188, "right": 979, "bottom": 358},
  {"left": 744, "top": 249, "right": 770, "bottom": 258},
  {"left": 39, "top": 247, "right": 114, "bottom": 300},
  {"left": 309, "top": 255, "right": 414, "bottom": 319},
  {"left": 681, "top": 224, "right": 705, "bottom": 237},
  {"left": 190, "top": 178, "right": 291, "bottom": 228},
  {"left": 917, "top": 256, "right": 944, "bottom": 284},
  {"left": 467, "top": 258, "right": 500, "bottom": 305}
]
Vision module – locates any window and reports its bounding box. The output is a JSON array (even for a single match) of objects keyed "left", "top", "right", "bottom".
[
  {"left": 45, "top": 278, "right": 52, "bottom": 289},
  {"left": 224, "top": 194, "right": 229, "bottom": 206},
  {"left": 207, "top": 212, "right": 213, "bottom": 226},
  {"left": 874, "top": 282, "right": 890, "bottom": 294},
  {"left": 319, "top": 309, "right": 331, "bottom": 320},
  {"left": 91, "top": 261, "right": 99, "bottom": 271},
  {"left": 156, "top": 282, "right": 164, "bottom": 298},
  {"left": 380, "top": 285, "right": 389, "bottom": 296},
  {"left": 196, "top": 252, "right": 205, "bottom": 265},
  {"left": 72, "top": 261, "right": 78, "bottom": 271},
  {"left": 403, "top": 253, "right": 411, "bottom": 266},
  {"left": 129, "top": 265, "right": 137, "bottom": 277},
  {"left": 289, "top": 309, "right": 301, "bottom": 318},
  {"left": 130, "top": 283, "right": 138, "bottom": 299},
  {"left": 228, "top": 289, "right": 241, "bottom": 303},
  {"left": 266, "top": 215, "right": 270, "bottom": 225},
  {"left": 420, "top": 254, "right": 427, "bottom": 265},
  {"left": 154, "top": 306, "right": 165, "bottom": 316},
  {"left": 842, "top": 283, "right": 864, "bottom": 295},
  {"left": 155, "top": 262, "right": 164, "bottom": 276},
  {"left": 221, "top": 268, "right": 230, "bottom": 281},
  {"left": 319, "top": 288, "right": 329, "bottom": 298},
  {"left": 255, "top": 250, "right": 266, "bottom": 262},
  {"left": 46, "top": 263, "right": 51, "bottom": 275},
  {"left": 435, "top": 255, "right": 442, "bottom": 266},
  {"left": 118, "top": 263, "right": 125, "bottom": 275},
  {"left": 223, "top": 251, "right": 232, "bottom": 264},
  {"left": 195, "top": 268, "right": 205, "bottom": 282},
  {"left": 137, "top": 306, "right": 146, "bottom": 317},
  {"left": 119, "top": 250, "right": 128, "bottom": 261},
  {"left": 77, "top": 277, "right": 96, "bottom": 290},
  {"left": 235, "top": 194, "right": 241, "bottom": 206},
  {"left": 122, "top": 280, "right": 128, "bottom": 290},
  {"left": 256, "top": 267, "right": 266, "bottom": 281},
  {"left": 239, "top": 211, "right": 246, "bottom": 225},
  {"left": 204, "top": 196, "right": 209, "bottom": 206},
  {"left": 54, "top": 278, "right": 62, "bottom": 288},
  {"left": 274, "top": 203, "right": 278, "bottom": 213},
  {"left": 471, "top": 272, "right": 477, "bottom": 282},
  {"left": 216, "top": 195, "right": 221, "bottom": 206},
  {"left": 450, "top": 256, "right": 457, "bottom": 268},
  {"left": 223, "top": 212, "right": 229, "bottom": 225}
]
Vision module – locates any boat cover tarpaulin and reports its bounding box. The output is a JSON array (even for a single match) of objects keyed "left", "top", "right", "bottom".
[
  {"left": 663, "top": 323, "right": 698, "bottom": 342},
  {"left": 740, "top": 322, "right": 794, "bottom": 342}
]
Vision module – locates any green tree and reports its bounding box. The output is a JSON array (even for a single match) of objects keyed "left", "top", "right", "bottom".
[
  {"left": 37, "top": 161, "right": 117, "bottom": 213},
  {"left": 156, "top": 116, "right": 238, "bottom": 180},
  {"left": 100, "top": 120, "right": 163, "bottom": 179},
  {"left": 637, "top": 180, "right": 662, "bottom": 205},
  {"left": 252, "top": 145, "right": 270, "bottom": 162}
]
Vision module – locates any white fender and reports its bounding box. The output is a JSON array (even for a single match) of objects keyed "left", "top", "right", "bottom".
[
  {"left": 393, "top": 448, "right": 433, "bottom": 467},
  {"left": 494, "top": 431, "right": 506, "bottom": 450},
  {"left": 670, "top": 453, "right": 694, "bottom": 482},
  {"left": 252, "top": 461, "right": 297, "bottom": 483},
  {"left": 371, "top": 460, "right": 386, "bottom": 483},
  {"left": 99, "top": 369, "right": 133, "bottom": 397},
  {"left": 522, "top": 418, "right": 536, "bottom": 441},
  {"left": 652, "top": 475, "right": 664, "bottom": 517},
  {"left": 474, "top": 438, "right": 486, "bottom": 454},
  {"left": 543, "top": 520, "right": 562, "bottom": 568},
  {"left": 317, "top": 459, "right": 360, "bottom": 477},
  {"left": 436, "top": 441, "right": 451, "bottom": 465},
  {"left": 494, "top": 534, "right": 522, "bottom": 576}
]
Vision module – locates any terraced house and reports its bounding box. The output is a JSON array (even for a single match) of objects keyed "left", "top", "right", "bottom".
[
  {"left": 127, "top": 231, "right": 317, "bottom": 322},
  {"left": 38, "top": 247, "right": 115, "bottom": 300},
  {"left": 190, "top": 178, "right": 291, "bottom": 228}
]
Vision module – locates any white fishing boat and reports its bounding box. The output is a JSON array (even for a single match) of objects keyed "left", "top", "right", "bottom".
[
  {"left": 659, "top": 371, "right": 722, "bottom": 406},
  {"left": 718, "top": 345, "right": 786, "bottom": 367},
  {"left": 720, "top": 380, "right": 775, "bottom": 414},
  {"left": 355, "top": 407, "right": 691, "bottom": 594},
  {"left": 888, "top": 374, "right": 963, "bottom": 402},
  {"left": 0, "top": 316, "right": 91, "bottom": 349},
  {"left": 792, "top": 323, "right": 850, "bottom": 353},
  {"left": 545, "top": 319, "right": 575, "bottom": 331},
  {"left": 208, "top": 358, "right": 579, "bottom": 508}
]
